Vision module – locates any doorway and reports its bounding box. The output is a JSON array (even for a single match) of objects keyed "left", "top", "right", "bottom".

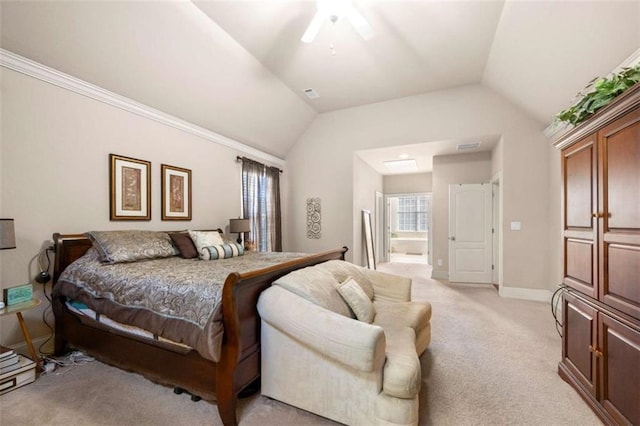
[{"left": 385, "top": 193, "right": 431, "bottom": 265}]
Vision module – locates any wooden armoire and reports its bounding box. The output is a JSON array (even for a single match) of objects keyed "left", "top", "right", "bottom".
[{"left": 554, "top": 83, "right": 640, "bottom": 425}]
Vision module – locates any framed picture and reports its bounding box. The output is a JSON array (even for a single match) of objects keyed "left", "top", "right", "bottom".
[
  {"left": 161, "top": 164, "right": 192, "bottom": 221},
  {"left": 110, "top": 154, "right": 151, "bottom": 221}
]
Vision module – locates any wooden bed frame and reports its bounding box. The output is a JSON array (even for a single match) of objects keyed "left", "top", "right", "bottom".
[{"left": 51, "top": 232, "right": 348, "bottom": 426}]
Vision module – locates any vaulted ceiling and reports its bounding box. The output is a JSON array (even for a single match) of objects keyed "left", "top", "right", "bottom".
[{"left": 1, "top": 1, "right": 639, "bottom": 159}]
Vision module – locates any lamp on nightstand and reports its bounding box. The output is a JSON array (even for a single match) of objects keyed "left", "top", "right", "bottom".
[
  {"left": 229, "top": 218, "right": 250, "bottom": 245},
  {"left": 0, "top": 219, "right": 16, "bottom": 250}
]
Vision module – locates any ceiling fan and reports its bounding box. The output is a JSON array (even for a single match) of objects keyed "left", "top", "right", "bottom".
[{"left": 301, "top": 0, "right": 374, "bottom": 43}]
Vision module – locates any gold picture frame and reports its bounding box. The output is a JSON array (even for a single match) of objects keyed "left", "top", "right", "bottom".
[
  {"left": 161, "top": 164, "right": 192, "bottom": 221},
  {"left": 110, "top": 154, "right": 151, "bottom": 221}
]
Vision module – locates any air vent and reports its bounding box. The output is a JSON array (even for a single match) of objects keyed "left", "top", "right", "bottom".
[
  {"left": 303, "top": 88, "right": 320, "bottom": 99},
  {"left": 456, "top": 141, "right": 481, "bottom": 151}
]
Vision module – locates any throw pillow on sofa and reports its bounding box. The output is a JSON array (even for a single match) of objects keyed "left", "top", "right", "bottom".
[{"left": 337, "top": 277, "right": 375, "bottom": 323}]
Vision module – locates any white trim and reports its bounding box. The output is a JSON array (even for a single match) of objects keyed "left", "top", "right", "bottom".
[
  {"left": 0, "top": 48, "right": 285, "bottom": 167},
  {"left": 499, "top": 286, "right": 552, "bottom": 302},
  {"left": 431, "top": 270, "right": 449, "bottom": 280},
  {"left": 490, "top": 171, "right": 503, "bottom": 291}
]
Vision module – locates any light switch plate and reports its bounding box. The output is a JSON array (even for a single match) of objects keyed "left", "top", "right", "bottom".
[{"left": 510, "top": 221, "right": 521, "bottom": 231}]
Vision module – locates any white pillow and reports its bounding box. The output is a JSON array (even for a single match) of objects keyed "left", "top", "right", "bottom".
[
  {"left": 336, "top": 277, "right": 375, "bottom": 323},
  {"left": 188, "top": 230, "right": 224, "bottom": 256}
]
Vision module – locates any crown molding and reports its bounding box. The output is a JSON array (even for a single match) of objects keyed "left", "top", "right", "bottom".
[{"left": 0, "top": 48, "right": 285, "bottom": 167}]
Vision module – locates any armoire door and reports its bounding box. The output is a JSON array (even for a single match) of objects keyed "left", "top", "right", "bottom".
[
  {"left": 562, "top": 292, "right": 598, "bottom": 397},
  {"left": 599, "top": 107, "right": 640, "bottom": 320},
  {"left": 599, "top": 313, "right": 640, "bottom": 425},
  {"left": 562, "top": 135, "right": 598, "bottom": 299}
]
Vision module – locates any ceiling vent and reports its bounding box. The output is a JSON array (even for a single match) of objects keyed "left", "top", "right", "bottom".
[
  {"left": 456, "top": 141, "right": 481, "bottom": 151},
  {"left": 303, "top": 88, "right": 320, "bottom": 99}
]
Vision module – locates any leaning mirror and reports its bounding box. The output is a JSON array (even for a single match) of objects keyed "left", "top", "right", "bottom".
[{"left": 362, "top": 209, "right": 376, "bottom": 270}]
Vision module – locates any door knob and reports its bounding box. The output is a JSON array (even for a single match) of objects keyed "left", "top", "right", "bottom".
[{"left": 449, "top": 236, "right": 456, "bottom": 241}]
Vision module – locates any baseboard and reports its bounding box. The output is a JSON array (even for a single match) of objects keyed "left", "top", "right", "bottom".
[
  {"left": 431, "top": 270, "right": 449, "bottom": 280},
  {"left": 499, "top": 286, "right": 552, "bottom": 302},
  {"left": 7, "top": 335, "right": 53, "bottom": 359}
]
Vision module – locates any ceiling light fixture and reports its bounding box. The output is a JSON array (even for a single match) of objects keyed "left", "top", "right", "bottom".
[
  {"left": 384, "top": 159, "right": 418, "bottom": 173},
  {"left": 301, "top": 0, "right": 374, "bottom": 44}
]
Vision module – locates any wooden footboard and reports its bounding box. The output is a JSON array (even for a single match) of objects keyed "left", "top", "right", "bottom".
[{"left": 52, "top": 232, "right": 347, "bottom": 426}]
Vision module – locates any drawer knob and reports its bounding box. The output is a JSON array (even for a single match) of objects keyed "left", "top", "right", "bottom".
[{"left": 589, "top": 345, "right": 604, "bottom": 358}]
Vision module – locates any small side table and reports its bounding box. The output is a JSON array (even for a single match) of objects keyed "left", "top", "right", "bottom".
[{"left": 0, "top": 298, "right": 42, "bottom": 369}]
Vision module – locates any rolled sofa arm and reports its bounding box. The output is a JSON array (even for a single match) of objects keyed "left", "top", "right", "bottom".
[
  {"left": 258, "top": 285, "right": 386, "bottom": 373},
  {"left": 364, "top": 269, "right": 412, "bottom": 303}
]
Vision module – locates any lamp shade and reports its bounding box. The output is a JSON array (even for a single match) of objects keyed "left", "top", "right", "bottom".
[
  {"left": 229, "top": 218, "right": 250, "bottom": 233},
  {"left": 0, "top": 218, "right": 16, "bottom": 250}
]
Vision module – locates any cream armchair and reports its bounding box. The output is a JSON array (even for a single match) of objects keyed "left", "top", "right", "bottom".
[{"left": 257, "top": 260, "right": 431, "bottom": 426}]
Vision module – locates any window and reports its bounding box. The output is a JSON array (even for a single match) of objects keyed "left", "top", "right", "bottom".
[
  {"left": 241, "top": 157, "right": 282, "bottom": 252},
  {"left": 397, "top": 195, "right": 428, "bottom": 232}
]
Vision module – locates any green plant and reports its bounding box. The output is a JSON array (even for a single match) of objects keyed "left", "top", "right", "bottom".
[{"left": 555, "top": 64, "right": 640, "bottom": 126}]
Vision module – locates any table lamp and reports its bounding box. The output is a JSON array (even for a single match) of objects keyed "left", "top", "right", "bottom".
[
  {"left": 0, "top": 218, "right": 16, "bottom": 250},
  {"left": 229, "top": 218, "right": 250, "bottom": 245}
]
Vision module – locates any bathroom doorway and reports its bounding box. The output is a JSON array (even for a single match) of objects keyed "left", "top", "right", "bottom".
[{"left": 385, "top": 193, "right": 431, "bottom": 265}]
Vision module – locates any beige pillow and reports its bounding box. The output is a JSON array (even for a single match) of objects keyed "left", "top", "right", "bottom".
[
  {"left": 337, "top": 277, "right": 375, "bottom": 323},
  {"left": 85, "top": 230, "right": 177, "bottom": 264},
  {"left": 188, "top": 230, "right": 224, "bottom": 256}
]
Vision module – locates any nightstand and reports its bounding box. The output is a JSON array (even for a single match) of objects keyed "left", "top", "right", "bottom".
[{"left": 0, "top": 298, "right": 42, "bottom": 369}]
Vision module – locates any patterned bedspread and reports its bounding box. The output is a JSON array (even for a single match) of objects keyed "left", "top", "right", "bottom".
[{"left": 54, "top": 248, "right": 306, "bottom": 361}]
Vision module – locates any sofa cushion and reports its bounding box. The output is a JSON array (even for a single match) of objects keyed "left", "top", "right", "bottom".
[
  {"left": 314, "top": 260, "right": 375, "bottom": 300},
  {"left": 382, "top": 327, "right": 421, "bottom": 399},
  {"left": 337, "top": 277, "right": 375, "bottom": 323},
  {"left": 374, "top": 301, "right": 431, "bottom": 335},
  {"left": 273, "top": 267, "right": 351, "bottom": 318}
]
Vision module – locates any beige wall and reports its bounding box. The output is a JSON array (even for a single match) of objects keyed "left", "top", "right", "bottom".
[
  {"left": 0, "top": 68, "right": 278, "bottom": 346},
  {"left": 352, "top": 156, "right": 383, "bottom": 267},
  {"left": 286, "top": 84, "right": 551, "bottom": 295},
  {"left": 548, "top": 143, "right": 562, "bottom": 288},
  {"left": 491, "top": 137, "right": 504, "bottom": 178},
  {"left": 431, "top": 152, "right": 492, "bottom": 278},
  {"left": 383, "top": 172, "right": 432, "bottom": 194}
]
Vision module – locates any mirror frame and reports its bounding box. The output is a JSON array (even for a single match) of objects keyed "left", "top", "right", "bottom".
[{"left": 362, "top": 209, "right": 376, "bottom": 270}]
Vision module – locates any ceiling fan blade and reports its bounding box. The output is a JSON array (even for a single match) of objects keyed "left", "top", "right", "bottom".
[
  {"left": 347, "top": 9, "right": 374, "bottom": 41},
  {"left": 301, "top": 11, "right": 326, "bottom": 43}
]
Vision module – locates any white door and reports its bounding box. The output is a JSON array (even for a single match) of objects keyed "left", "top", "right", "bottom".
[{"left": 448, "top": 183, "right": 492, "bottom": 283}]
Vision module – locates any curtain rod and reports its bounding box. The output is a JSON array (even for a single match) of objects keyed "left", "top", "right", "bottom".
[{"left": 236, "top": 156, "right": 283, "bottom": 173}]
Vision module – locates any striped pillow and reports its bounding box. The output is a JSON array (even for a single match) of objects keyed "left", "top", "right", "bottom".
[{"left": 200, "top": 242, "right": 244, "bottom": 260}]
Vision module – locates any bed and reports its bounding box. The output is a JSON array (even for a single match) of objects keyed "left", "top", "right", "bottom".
[{"left": 51, "top": 230, "right": 347, "bottom": 426}]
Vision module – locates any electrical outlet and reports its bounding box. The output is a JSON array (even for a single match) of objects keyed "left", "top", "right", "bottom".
[{"left": 437, "top": 259, "right": 443, "bottom": 266}]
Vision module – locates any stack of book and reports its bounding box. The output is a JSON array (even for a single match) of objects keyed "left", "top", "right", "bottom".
[{"left": 0, "top": 345, "right": 36, "bottom": 394}]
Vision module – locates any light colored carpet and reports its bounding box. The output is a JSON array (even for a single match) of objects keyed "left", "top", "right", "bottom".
[{"left": 0, "top": 262, "right": 602, "bottom": 425}]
